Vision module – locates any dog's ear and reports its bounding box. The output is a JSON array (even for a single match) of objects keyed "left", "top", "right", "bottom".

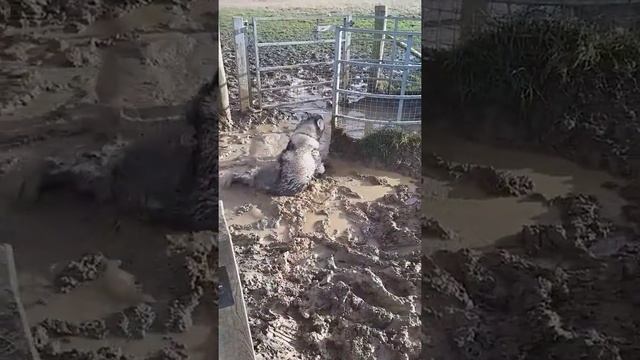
[{"left": 315, "top": 116, "right": 325, "bottom": 132}]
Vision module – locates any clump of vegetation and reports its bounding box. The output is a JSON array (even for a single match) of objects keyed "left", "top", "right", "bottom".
[
  {"left": 429, "top": 17, "right": 640, "bottom": 112},
  {"left": 360, "top": 128, "right": 419, "bottom": 161},
  {"left": 356, "top": 127, "right": 421, "bottom": 177},
  {"left": 425, "top": 16, "right": 640, "bottom": 176}
]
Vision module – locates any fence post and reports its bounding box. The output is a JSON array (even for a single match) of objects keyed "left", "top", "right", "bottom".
[
  {"left": 340, "top": 15, "right": 352, "bottom": 96},
  {"left": 233, "top": 17, "right": 251, "bottom": 113},
  {"left": 396, "top": 35, "right": 413, "bottom": 123},
  {"left": 218, "top": 37, "right": 232, "bottom": 124},
  {"left": 388, "top": 16, "right": 399, "bottom": 94},
  {"left": 252, "top": 17, "right": 263, "bottom": 110},
  {"left": 460, "top": 0, "right": 488, "bottom": 42},
  {"left": 331, "top": 27, "right": 344, "bottom": 130},
  {"left": 368, "top": 5, "right": 387, "bottom": 94}
]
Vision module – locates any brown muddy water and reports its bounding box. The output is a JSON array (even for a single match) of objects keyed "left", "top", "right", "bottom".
[{"left": 422, "top": 131, "right": 630, "bottom": 253}]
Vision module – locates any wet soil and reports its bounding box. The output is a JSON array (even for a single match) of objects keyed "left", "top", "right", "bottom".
[
  {"left": 422, "top": 129, "right": 640, "bottom": 359},
  {"left": 220, "top": 117, "right": 421, "bottom": 359},
  {"left": 0, "top": 1, "right": 216, "bottom": 359}
]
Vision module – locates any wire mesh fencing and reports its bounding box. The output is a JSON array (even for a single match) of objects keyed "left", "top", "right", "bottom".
[{"left": 332, "top": 19, "right": 421, "bottom": 138}]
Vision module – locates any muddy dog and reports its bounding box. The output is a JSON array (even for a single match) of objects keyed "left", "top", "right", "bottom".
[{"left": 286, "top": 112, "right": 331, "bottom": 163}]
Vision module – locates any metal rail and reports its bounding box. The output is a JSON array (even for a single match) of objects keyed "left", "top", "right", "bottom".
[
  {"left": 337, "top": 88, "right": 421, "bottom": 100},
  {"left": 336, "top": 113, "right": 421, "bottom": 125},
  {"left": 339, "top": 59, "right": 420, "bottom": 69},
  {"left": 259, "top": 61, "right": 333, "bottom": 72},
  {"left": 262, "top": 80, "right": 332, "bottom": 92},
  {"left": 257, "top": 39, "right": 334, "bottom": 47}
]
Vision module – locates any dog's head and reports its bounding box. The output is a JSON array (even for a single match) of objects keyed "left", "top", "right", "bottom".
[{"left": 298, "top": 111, "right": 325, "bottom": 135}]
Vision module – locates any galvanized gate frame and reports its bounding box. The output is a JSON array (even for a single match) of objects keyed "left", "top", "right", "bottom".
[
  {"left": 331, "top": 26, "right": 422, "bottom": 126},
  {"left": 251, "top": 15, "right": 346, "bottom": 110},
  {"left": 240, "top": 14, "right": 421, "bottom": 115}
]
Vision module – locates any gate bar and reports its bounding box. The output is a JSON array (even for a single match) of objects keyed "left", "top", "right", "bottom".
[
  {"left": 254, "top": 15, "right": 420, "bottom": 21},
  {"left": 261, "top": 97, "right": 332, "bottom": 109},
  {"left": 335, "top": 26, "right": 421, "bottom": 36},
  {"left": 337, "top": 88, "right": 421, "bottom": 99},
  {"left": 336, "top": 114, "right": 421, "bottom": 125},
  {"left": 339, "top": 59, "right": 420, "bottom": 69},
  {"left": 257, "top": 39, "right": 334, "bottom": 47},
  {"left": 259, "top": 61, "right": 333, "bottom": 72},
  {"left": 262, "top": 80, "right": 332, "bottom": 92}
]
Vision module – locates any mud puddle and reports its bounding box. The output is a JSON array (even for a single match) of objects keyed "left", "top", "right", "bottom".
[
  {"left": 0, "top": 191, "right": 215, "bottom": 359},
  {"left": 220, "top": 120, "right": 421, "bottom": 359},
  {"left": 422, "top": 131, "right": 630, "bottom": 253}
]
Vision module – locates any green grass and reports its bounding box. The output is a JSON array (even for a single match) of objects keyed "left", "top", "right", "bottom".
[{"left": 220, "top": 8, "right": 420, "bottom": 43}]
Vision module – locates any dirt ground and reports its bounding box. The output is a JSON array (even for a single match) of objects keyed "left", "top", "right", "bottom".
[
  {"left": 0, "top": 1, "right": 216, "bottom": 359},
  {"left": 220, "top": 118, "right": 421, "bottom": 359},
  {"left": 422, "top": 128, "right": 640, "bottom": 359}
]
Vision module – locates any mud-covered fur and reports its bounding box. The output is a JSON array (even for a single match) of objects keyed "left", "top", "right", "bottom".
[
  {"left": 227, "top": 112, "right": 327, "bottom": 197},
  {"left": 274, "top": 144, "right": 323, "bottom": 196},
  {"left": 229, "top": 145, "right": 323, "bottom": 196}
]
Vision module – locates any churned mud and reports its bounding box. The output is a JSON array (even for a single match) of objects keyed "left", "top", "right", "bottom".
[
  {"left": 220, "top": 115, "right": 421, "bottom": 359},
  {"left": 220, "top": 1, "right": 421, "bottom": 357},
  {"left": 422, "top": 129, "right": 640, "bottom": 359},
  {"left": 0, "top": 1, "right": 216, "bottom": 359}
]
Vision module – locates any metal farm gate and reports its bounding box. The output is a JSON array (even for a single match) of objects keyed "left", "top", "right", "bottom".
[
  {"left": 331, "top": 24, "right": 422, "bottom": 133},
  {"left": 249, "top": 15, "right": 345, "bottom": 110},
  {"left": 232, "top": 12, "right": 421, "bottom": 134}
]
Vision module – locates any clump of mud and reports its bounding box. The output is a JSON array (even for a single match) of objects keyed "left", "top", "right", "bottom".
[
  {"left": 146, "top": 340, "right": 189, "bottom": 360},
  {"left": 423, "top": 215, "right": 457, "bottom": 240},
  {"left": 160, "top": 232, "right": 216, "bottom": 333},
  {"left": 521, "top": 194, "right": 615, "bottom": 257},
  {"left": 0, "top": 67, "right": 42, "bottom": 116},
  {"left": 111, "top": 303, "right": 156, "bottom": 339},
  {"left": 36, "top": 318, "right": 109, "bottom": 339},
  {"left": 53, "top": 252, "right": 107, "bottom": 293},
  {"left": 426, "top": 152, "right": 535, "bottom": 196},
  {"left": 424, "top": 241, "right": 640, "bottom": 359},
  {"left": 31, "top": 232, "right": 215, "bottom": 359}
]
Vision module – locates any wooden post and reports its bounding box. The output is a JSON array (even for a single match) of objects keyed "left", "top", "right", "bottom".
[
  {"left": 0, "top": 244, "right": 41, "bottom": 360},
  {"left": 233, "top": 17, "right": 251, "bottom": 113},
  {"left": 218, "top": 201, "right": 256, "bottom": 360},
  {"left": 218, "top": 37, "right": 232, "bottom": 125},
  {"left": 460, "top": 0, "right": 488, "bottom": 42},
  {"left": 368, "top": 5, "right": 387, "bottom": 94}
]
